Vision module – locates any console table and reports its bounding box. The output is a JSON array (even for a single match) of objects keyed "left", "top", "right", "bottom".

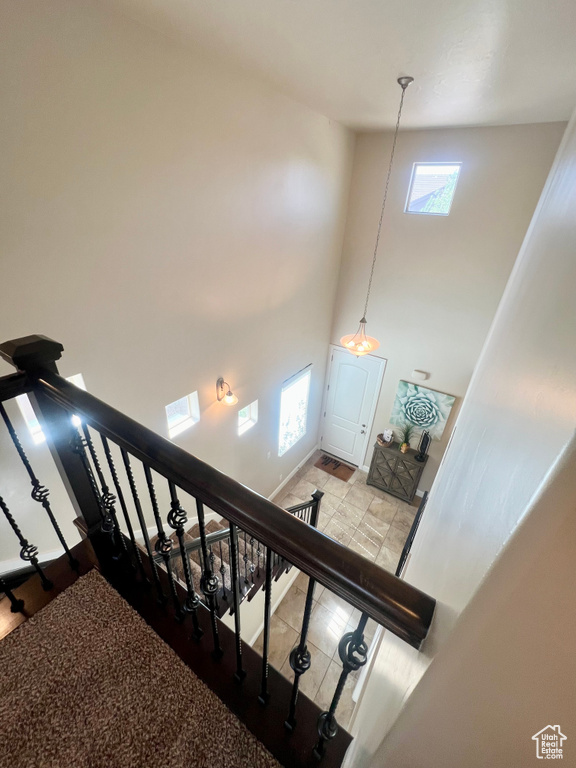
[{"left": 366, "top": 441, "right": 427, "bottom": 503}]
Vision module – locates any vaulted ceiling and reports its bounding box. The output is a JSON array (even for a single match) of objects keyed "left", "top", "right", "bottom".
[{"left": 109, "top": 0, "right": 576, "bottom": 129}]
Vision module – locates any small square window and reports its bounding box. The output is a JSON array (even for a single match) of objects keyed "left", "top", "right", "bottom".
[
  {"left": 166, "top": 392, "right": 200, "bottom": 439},
  {"left": 238, "top": 400, "right": 258, "bottom": 436},
  {"left": 278, "top": 366, "right": 311, "bottom": 457},
  {"left": 405, "top": 163, "right": 461, "bottom": 216},
  {"left": 15, "top": 372, "right": 87, "bottom": 443}
]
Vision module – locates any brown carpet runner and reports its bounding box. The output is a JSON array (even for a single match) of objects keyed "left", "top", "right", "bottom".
[{"left": 0, "top": 570, "right": 281, "bottom": 768}]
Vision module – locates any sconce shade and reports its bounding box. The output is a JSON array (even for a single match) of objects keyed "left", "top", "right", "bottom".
[
  {"left": 217, "top": 377, "right": 238, "bottom": 406},
  {"left": 340, "top": 318, "right": 380, "bottom": 357}
]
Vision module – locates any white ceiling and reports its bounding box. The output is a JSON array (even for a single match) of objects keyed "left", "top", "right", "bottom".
[{"left": 110, "top": 0, "right": 576, "bottom": 129}]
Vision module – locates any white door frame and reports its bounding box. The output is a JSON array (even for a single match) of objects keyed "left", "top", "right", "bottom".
[{"left": 319, "top": 344, "right": 387, "bottom": 469}]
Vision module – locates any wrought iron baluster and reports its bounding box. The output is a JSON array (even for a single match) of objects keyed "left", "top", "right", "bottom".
[
  {"left": 0, "top": 492, "right": 52, "bottom": 591},
  {"left": 0, "top": 403, "right": 78, "bottom": 569},
  {"left": 256, "top": 540, "right": 262, "bottom": 577},
  {"left": 144, "top": 465, "right": 182, "bottom": 619},
  {"left": 258, "top": 546, "right": 273, "bottom": 705},
  {"left": 249, "top": 537, "right": 255, "bottom": 584},
  {"left": 120, "top": 448, "right": 165, "bottom": 603},
  {"left": 285, "top": 573, "right": 316, "bottom": 732},
  {"left": 313, "top": 613, "right": 369, "bottom": 760},
  {"left": 81, "top": 424, "right": 125, "bottom": 555},
  {"left": 228, "top": 523, "right": 246, "bottom": 682},
  {"left": 100, "top": 435, "right": 145, "bottom": 580},
  {"left": 243, "top": 531, "right": 249, "bottom": 584},
  {"left": 218, "top": 540, "right": 228, "bottom": 603},
  {"left": 167, "top": 483, "right": 203, "bottom": 640},
  {"left": 196, "top": 498, "right": 223, "bottom": 659},
  {"left": 0, "top": 576, "right": 24, "bottom": 613}
]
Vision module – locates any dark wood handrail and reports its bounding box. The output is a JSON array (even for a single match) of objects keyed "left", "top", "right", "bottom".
[
  {"left": 29, "top": 369, "right": 435, "bottom": 648},
  {"left": 0, "top": 372, "right": 31, "bottom": 403}
]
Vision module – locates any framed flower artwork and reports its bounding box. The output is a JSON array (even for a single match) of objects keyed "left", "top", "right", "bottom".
[{"left": 390, "top": 381, "right": 455, "bottom": 441}]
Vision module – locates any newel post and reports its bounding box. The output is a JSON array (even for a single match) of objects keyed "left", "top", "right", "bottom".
[{"left": 0, "top": 335, "right": 104, "bottom": 540}]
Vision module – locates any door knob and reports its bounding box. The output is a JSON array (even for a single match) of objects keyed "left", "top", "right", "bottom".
[{"left": 361, "top": 429, "right": 366, "bottom": 434}]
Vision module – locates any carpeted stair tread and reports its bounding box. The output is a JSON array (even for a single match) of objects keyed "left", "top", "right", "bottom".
[{"left": 0, "top": 570, "right": 280, "bottom": 768}]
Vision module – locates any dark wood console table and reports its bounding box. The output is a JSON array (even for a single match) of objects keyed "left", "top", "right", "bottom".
[{"left": 366, "top": 441, "right": 427, "bottom": 503}]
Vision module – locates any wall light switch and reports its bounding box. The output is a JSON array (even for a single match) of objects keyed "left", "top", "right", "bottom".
[{"left": 411, "top": 370, "right": 429, "bottom": 381}]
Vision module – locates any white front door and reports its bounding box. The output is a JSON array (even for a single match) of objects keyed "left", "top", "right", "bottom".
[{"left": 321, "top": 347, "right": 386, "bottom": 467}]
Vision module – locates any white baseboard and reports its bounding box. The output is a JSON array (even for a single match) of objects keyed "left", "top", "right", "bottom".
[{"left": 268, "top": 443, "right": 319, "bottom": 501}]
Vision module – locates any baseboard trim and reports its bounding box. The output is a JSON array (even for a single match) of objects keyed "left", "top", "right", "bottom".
[{"left": 268, "top": 443, "right": 319, "bottom": 501}]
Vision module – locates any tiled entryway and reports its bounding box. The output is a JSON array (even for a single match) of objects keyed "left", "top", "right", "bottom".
[{"left": 253, "top": 450, "right": 419, "bottom": 728}]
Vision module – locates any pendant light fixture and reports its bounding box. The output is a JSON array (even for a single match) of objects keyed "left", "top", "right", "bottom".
[{"left": 341, "top": 75, "right": 413, "bottom": 357}]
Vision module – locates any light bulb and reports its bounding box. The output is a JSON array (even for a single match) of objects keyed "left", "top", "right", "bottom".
[{"left": 223, "top": 391, "right": 238, "bottom": 406}]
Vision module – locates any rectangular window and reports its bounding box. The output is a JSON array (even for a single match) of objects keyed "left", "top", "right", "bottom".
[
  {"left": 16, "top": 373, "right": 87, "bottom": 443},
  {"left": 278, "top": 366, "right": 311, "bottom": 457},
  {"left": 238, "top": 400, "right": 258, "bottom": 436},
  {"left": 405, "top": 162, "right": 461, "bottom": 216},
  {"left": 166, "top": 392, "right": 200, "bottom": 439}
]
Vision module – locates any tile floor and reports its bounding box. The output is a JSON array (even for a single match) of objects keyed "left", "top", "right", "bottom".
[{"left": 253, "top": 451, "right": 419, "bottom": 729}]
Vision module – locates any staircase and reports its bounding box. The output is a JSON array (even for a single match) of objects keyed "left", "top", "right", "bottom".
[{"left": 0, "top": 335, "right": 436, "bottom": 768}]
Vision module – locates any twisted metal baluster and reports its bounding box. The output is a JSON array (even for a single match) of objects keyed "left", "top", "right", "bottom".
[
  {"left": 243, "top": 531, "right": 249, "bottom": 585},
  {"left": 0, "top": 576, "right": 24, "bottom": 613},
  {"left": 313, "top": 614, "right": 369, "bottom": 760},
  {"left": 256, "top": 541, "right": 262, "bottom": 577},
  {"left": 144, "top": 465, "right": 182, "bottom": 619},
  {"left": 120, "top": 449, "right": 165, "bottom": 604},
  {"left": 196, "top": 498, "right": 223, "bottom": 659},
  {"left": 167, "top": 483, "right": 203, "bottom": 641},
  {"left": 100, "top": 435, "right": 145, "bottom": 580},
  {"left": 218, "top": 541, "right": 228, "bottom": 603},
  {"left": 258, "top": 546, "right": 273, "bottom": 705},
  {"left": 228, "top": 523, "right": 245, "bottom": 682},
  {"left": 80, "top": 425, "right": 124, "bottom": 554},
  {"left": 0, "top": 403, "right": 78, "bottom": 569},
  {"left": 249, "top": 537, "right": 255, "bottom": 584},
  {"left": 285, "top": 575, "right": 317, "bottom": 731},
  {"left": 0, "top": 492, "right": 52, "bottom": 591}
]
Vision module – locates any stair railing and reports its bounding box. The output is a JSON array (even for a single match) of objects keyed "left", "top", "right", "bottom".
[{"left": 0, "top": 335, "right": 436, "bottom": 765}]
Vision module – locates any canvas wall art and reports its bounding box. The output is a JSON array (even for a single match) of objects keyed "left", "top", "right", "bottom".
[{"left": 390, "top": 381, "right": 455, "bottom": 441}]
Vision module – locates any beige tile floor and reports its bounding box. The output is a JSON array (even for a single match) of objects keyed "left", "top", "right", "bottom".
[{"left": 253, "top": 451, "right": 419, "bottom": 729}]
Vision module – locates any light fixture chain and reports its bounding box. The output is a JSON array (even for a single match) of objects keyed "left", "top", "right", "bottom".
[{"left": 363, "top": 83, "right": 409, "bottom": 319}]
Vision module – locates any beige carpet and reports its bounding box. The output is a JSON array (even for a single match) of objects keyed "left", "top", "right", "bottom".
[{"left": 0, "top": 570, "right": 281, "bottom": 768}]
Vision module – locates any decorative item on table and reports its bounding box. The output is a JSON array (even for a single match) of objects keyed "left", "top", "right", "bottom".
[
  {"left": 396, "top": 423, "right": 415, "bottom": 453},
  {"left": 390, "top": 381, "right": 456, "bottom": 441},
  {"left": 415, "top": 430, "right": 431, "bottom": 462},
  {"left": 376, "top": 428, "right": 394, "bottom": 447}
]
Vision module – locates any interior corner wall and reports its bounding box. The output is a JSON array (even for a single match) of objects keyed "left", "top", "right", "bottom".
[
  {"left": 331, "top": 122, "right": 564, "bottom": 490},
  {"left": 0, "top": 0, "right": 354, "bottom": 561},
  {"left": 344, "top": 110, "right": 576, "bottom": 768}
]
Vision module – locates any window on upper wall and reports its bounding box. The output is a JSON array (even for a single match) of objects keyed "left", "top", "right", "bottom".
[
  {"left": 15, "top": 373, "right": 87, "bottom": 443},
  {"left": 278, "top": 366, "right": 311, "bottom": 457},
  {"left": 405, "top": 163, "right": 461, "bottom": 216},
  {"left": 238, "top": 400, "right": 258, "bottom": 436},
  {"left": 165, "top": 392, "right": 200, "bottom": 439}
]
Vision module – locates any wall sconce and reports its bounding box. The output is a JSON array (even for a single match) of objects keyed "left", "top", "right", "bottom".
[{"left": 216, "top": 377, "right": 238, "bottom": 406}]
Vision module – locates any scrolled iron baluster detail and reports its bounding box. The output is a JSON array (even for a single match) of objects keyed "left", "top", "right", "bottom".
[
  {"left": 0, "top": 403, "right": 78, "bottom": 569},
  {"left": 243, "top": 531, "right": 249, "bottom": 585},
  {"left": 313, "top": 614, "right": 369, "bottom": 761},
  {"left": 196, "top": 498, "right": 223, "bottom": 659},
  {"left": 120, "top": 448, "right": 165, "bottom": 604},
  {"left": 256, "top": 541, "right": 262, "bottom": 577},
  {"left": 249, "top": 537, "right": 255, "bottom": 584},
  {"left": 144, "top": 465, "right": 181, "bottom": 619},
  {"left": 285, "top": 574, "right": 316, "bottom": 732},
  {"left": 70, "top": 428, "right": 114, "bottom": 537},
  {"left": 81, "top": 425, "right": 125, "bottom": 555},
  {"left": 100, "top": 435, "right": 145, "bottom": 579},
  {"left": 0, "top": 492, "right": 53, "bottom": 591},
  {"left": 218, "top": 541, "right": 228, "bottom": 603},
  {"left": 0, "top": 576, "right": 24, "bottom": 613},
  {"left": 167, "top": 483, "right": 203, "bottom": 640}
]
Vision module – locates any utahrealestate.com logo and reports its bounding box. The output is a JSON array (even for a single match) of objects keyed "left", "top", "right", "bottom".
[{"left": 532, "top": 725, "right": 567, "bottom": 759}]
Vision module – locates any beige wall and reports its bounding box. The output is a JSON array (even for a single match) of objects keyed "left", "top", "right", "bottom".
[
  {"left": 331, "top": 122, "right": 564, "bottom": 489},
  {"left": 345, "top": 112, "right": 576, "bottom": 767},
  {"left": 0, "top": 0, "right": 353, "bottom": 562}
]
